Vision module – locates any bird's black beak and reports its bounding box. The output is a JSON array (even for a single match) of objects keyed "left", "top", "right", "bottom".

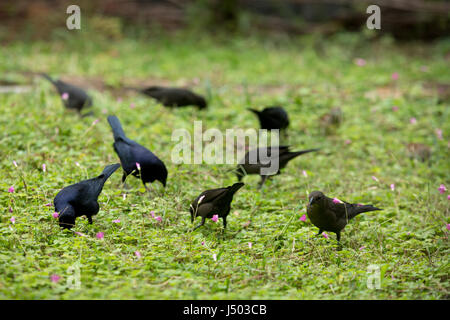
[{"left": 308, "top": 197, "right": 314, "bottom": 206}]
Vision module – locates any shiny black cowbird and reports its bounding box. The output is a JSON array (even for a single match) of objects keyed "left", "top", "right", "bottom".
[
  {"left": 307, "top": 191, "right": 382, "bottom": 242},
  {"left": 41, "top": 73, "right": 92, "bottom": 114},
  {"left": 248, "top": 106, "right": 289, "bottom": 131},
  {"left": 54, "top": 163, "right": 120, "bottom": 229},
  {"left": 107, "top": 115, "right": 167, "bottom": 189},
  {"left": 190, "top": 182, "right": 244, "bottom": 230},
  {"left": 140, "top": 86, "right": 207, "bottom": 109},
  {"left": 236, "top": 146, "right": 319, "bottom": 188}
]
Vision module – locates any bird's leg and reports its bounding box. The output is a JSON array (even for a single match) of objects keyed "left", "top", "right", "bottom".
[
  {"left": 317, "top": 229, "right": 323, "bottom": 236},
  {"left": 192, "top": 217, "right": 206, "bottom": 231},
  {"left": 122, "top": 173, "right": 130, "bottom": 190},
  {"left": 258, "top": 175, "right": 268, "bottom": 189},
  {"left": 222, "top": 216, "right": 227, "bottom": 230},
  {"left": 87, "top": 216, "right": 93, "bottom": 224},
  {"left": 336, "top": 231, "right": 341, "bottom": 242}
]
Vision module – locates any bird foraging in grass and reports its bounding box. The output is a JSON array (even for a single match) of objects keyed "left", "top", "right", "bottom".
[
  {"left": 41, "top": 73, "right": 93, "bottom": 115},
  {"left": 319, "top": 107, "right": 342, "bottom": 135},
  {"left": 307, "top": 190, "right": 382, "bottom": 242},
  {"left": 190, "top": 182, "right": 244, "bottom": 231},
  {"left": 236, "top": 146, "right": 319, "bottom": 188},
  {"left": 54, "top": 163, "right": 120, "bottom": 229},
  {"left": 406, "top": 143, "right": 431, "bottom": 162},
  {"left": 140, "top": 86, "right": 207, "bottom": 109},
  {"left": 107, "top": 115, "right": 168, "bottom": 190},
  {"left": 248, "top": 106, "right": 290, "bottom": 131}
]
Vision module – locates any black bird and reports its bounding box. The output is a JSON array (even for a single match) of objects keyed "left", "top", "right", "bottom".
[
  {"left": 248, "top": 106, "right": 289, "bottom": 131},
  {"left": 107, "top": 115, "right": 168, "bottom": 189},
  {"left": 236, "top": 146, "right": 319, "bottom": 187},
  {"left": 307, "top": 190, "right": 382, "bottom": 242},
  {"left": 190, "top": 182, "right": 244, "bottom": 230},
  {"left": 140, "top": 86, "right": 207, "bottom": 109},
  {"left": 54, "top": 163, "right": 120, "bottom": 229},
  {"left": 41, "top": 73, "right": 92, "bottom": 114}
]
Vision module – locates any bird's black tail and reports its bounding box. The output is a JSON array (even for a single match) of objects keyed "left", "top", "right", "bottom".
[
  {"left": 286, "top": 148, "right": 320, "bottom": 161},
  {"left": 99, "top": 163, "right": 121, "bottom": 181},
  {"left": 349, "top": 205, "right": 382, "bottom": 219},
  {"left": 107, "top": 115, "right": 127, "bottom": 141}
]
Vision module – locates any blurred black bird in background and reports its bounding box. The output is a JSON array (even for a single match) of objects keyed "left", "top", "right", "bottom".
[
  {"left": 54, "top": 163, "right": 120, "bottom": 229},
  {"left": 107, "top": 115, "right": 168, "bottom": 189},
  {"left": 41, "top": 73, "right": 93, "bottom": 115},
  {"left": 307, "top": 190, "right": 382, "bottom": 242},
  {"left": 140, "top": 86, "right": 207, "bottom": 109},
  {"left": 236, "top": 146, "right": 319, "bottom": 188},
  {"left": 190, "top": 182, "right": 244, "bottom": 230},
  {"left": 248, "top": 106, "right": 290, "bottom": 131}
]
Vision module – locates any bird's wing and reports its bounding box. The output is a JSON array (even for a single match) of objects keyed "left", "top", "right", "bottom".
[
  {"left": 113, "top": 140, "right": 138, "bottom": 173},
  {"left": 329, "top": 200, "right": 359, "bottom": 220},
  {"left": 196, "top": 188, "right": 229, "bottom": 205},
  {"left": 54, "top": 183, "right": 87, "bottom": 207}
]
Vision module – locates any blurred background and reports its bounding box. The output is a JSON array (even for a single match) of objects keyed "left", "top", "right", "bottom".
[{"left": 1, "top": 0, "right": 449, "bottom": 42}]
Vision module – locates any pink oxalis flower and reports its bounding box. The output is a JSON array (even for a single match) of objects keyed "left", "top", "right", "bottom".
[
  {"left": 446, "top": 224, "right": 450, "bottom": 231},
  {"left": 302, "top": 170, "right": 308, "bottom": 177},
  {"left": 359, "top": 246, "right": 366, "bottom": 251},
  {"left": 344, "top": 139, "right": 352, "bottom": 145},
  {"left": 201, "top": 241, "right": 205, "bottom": 246},
  {"left": 45, "top": 203, "right": 52, "bottom": 207},
  {"left": 52, "top": 212, "right": 59, "bottom": 219},
  {"left": 410, "top": 117, "right": 417, "bottom": 124},
  {"left": 13, "top": 160, "right": 18, "bottom": 167},
  {"left": 438, "top": 184, "right": 447, "bottom": 194},
  {"left": 96, "top": 232, "right": 104, "bottom": 239},
  {"left": 322, "top": 232, "right": 329, "bottom": 239},
  {"left": 8, "top": 186, "right": 14, "bottom": 193},
  {"left": 211, "top": 215, "right": 219, "bottom": 222},
  {"left": 390, "top": 184, "right": 395, "bottom": 191},
  {"left": 10, "top": 217, "right": 15, "bottom": 224},
  {"left": 112, "top": 219, "right": 120, "bottom": 223},
  {"left": 42, "top": 164, "right": 46, "bottom": 172},
  {"left": 155, "top": 216, "right": 162, "bottom": 222},
  {"left": 447, "top": 195, "right": 450, "bottom": 200},
  {"left": 248, "top": 242, "right": 253, "bottom": 249},
  {"left": 299, "top": 214, "right": 307, "bottom": 222},
  {"left": 136, "top": 162, "right": 141, "bottom": 171},
  {"left": 150, "top": 211, "right": 155, "bottom": 218},
  {"left": 130, "top": 103, "right": 135, "bottom": 109},
  {"left": 355, "top": 58, "right": 366, "bottom": 66},
  {"left": 435, "top": 129, "right": 443, "bottom": 140},
  {"left": 392, "top": 106, "right": 399, "bottom": 112},
  {"left": 62, "top": 92, "right": 69, "bottom": 100},
  {"left": 332, "top": 198, "right": 343, "bottom": 204},
  {"left": 391, "top": 72, "right": 399, "bottom": 80},
  {"left": 92, "top": 119, "right": 99, "bottom": 126},
  {"left": 212, "top": 253, "right": 217, "bottom": 261},
  {"left": 135, "top": 251, "right": 141, "bottom": 258},
  {"left": 50, "top": 274, "right": 61, "bottom": 283},
  {"left": 371, "top": 176, "right": 379, "bottom": 182},
  {"left": 9, "top": 207, "right": 13, "bottom": 213}
]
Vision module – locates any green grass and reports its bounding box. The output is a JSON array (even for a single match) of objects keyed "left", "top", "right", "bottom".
[{"left": 0, "top": 30, "right": 449, "bottom": 299}]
